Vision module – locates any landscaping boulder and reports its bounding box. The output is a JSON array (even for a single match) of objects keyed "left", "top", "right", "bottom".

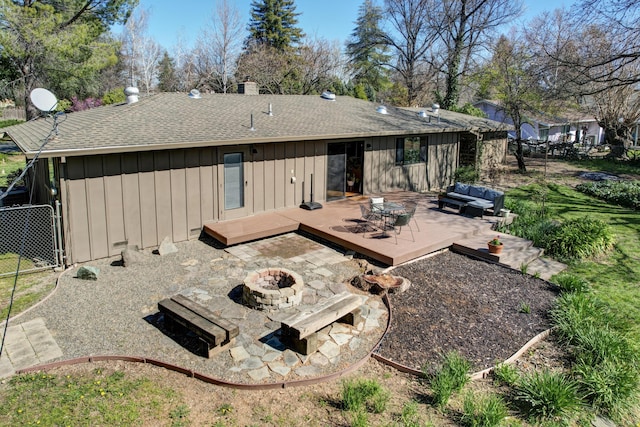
[
  {"left": 158, "top": 236, "right": 178, "bottom": 256},
  {"left": 76, "top": 266, "right": 99, "bottom": 281},
  {"left": 121, "top": 245, "right": 146, "bottom": 267}
]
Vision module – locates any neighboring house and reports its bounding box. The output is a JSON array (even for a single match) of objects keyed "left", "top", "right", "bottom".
[
  {"left": 2, "top": 87, "right": 508, "bottom": 264},
  {"left": 474, "top": 100, "right": 604, "bottom": 147}
]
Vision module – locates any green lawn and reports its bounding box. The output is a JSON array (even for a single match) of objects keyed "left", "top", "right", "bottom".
[
  {"left": 506, "top": 181, "right": 640, "bottom": 340},
  {"left": 0, "top": 150, "right": 26, "bottom": 188}
]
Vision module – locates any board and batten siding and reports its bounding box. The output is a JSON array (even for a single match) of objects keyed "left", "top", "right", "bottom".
[
  {"left": 59, "top": 141, "right": 328, "bottom": 264},
  {"left": 363, "top": 133, "right": 460, "bottom": 194}
]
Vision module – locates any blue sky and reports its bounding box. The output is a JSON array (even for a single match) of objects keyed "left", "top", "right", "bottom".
[{"left": 130, "top": 0, "right": 567, "bottom": 51}]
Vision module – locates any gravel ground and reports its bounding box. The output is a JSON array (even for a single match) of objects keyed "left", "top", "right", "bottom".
[{"left": 14, "top": 234, "right": 387, "bottom": 384}]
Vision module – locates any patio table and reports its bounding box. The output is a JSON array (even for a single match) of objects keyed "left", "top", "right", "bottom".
[{"left": 376, "top": 202, "right": 406, "bottom": 237}]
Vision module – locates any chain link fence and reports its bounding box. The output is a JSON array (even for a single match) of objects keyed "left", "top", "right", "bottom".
[{"left": 0, "top": 204, "right": 62, "bottom": 277}]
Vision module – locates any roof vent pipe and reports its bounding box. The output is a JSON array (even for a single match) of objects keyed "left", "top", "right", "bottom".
[
  {"left": 124, "top": 87, "right": 139, "bottom": 104},
  {"left": 268, "top": 103, "right": 273, "bottom": 116},
  {"left": 431, "top": 103, "right": 440, "bottom": 114},
  {"left": 376, "top": 105, "right": 388, "bottom": 114}
]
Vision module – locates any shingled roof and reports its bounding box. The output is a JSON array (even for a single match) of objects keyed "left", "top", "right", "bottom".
[{"left": 3, "top": 93, "right": 508, "bottom": 158}]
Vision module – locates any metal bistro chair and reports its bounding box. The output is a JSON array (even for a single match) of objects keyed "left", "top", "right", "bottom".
[
  {"left": 391, "top": 212, "right": 415, "bottom": 244},
  {"left": 358, "top": 204, "right": 381, "bottom": 236},
  {"left": 404, "top": 202, "right": 421, "bottom": 232},
  {"left": 369, "top": 196, "right": 385, "bottom": 215}
]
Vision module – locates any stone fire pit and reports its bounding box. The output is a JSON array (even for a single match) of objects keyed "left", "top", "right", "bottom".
[{"left": 242, "top": 267, "right": 304, "bottom": 311}]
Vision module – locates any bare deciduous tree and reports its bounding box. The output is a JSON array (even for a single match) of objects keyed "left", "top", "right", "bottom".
[
  {"left": 194, "top": 0, "right": 243, "bottom": 93},
  {"left": 121, "top": 6, "right": 161, "bottom": 94},
  {"left": 426, "top": 0, "right": 523, "bottom": 109}
]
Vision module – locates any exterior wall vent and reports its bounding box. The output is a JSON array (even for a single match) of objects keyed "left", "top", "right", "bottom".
[
  {"left": 376, "top": 105, "right": 388, "bottom": 114},
  {"left": 124, "top": 87, "right": 139, "bottom": 104},
  {"left": 238, "top": 81, "right": 259, "bottom": 95},
  {"left": 320, "top": 91, "right": 336, "bottom": 101}
]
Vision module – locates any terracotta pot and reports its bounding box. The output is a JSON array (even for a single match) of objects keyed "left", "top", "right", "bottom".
[{"left": 488, "top": 242, "right": 503, "bottom": 254}]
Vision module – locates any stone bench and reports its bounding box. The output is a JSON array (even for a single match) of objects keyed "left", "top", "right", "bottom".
[
  {"left": 280, "top": 292, "right": 363, "bottom": 355},
  {"left": 158, "top": 294, "right": 239, "bottom": 358}
]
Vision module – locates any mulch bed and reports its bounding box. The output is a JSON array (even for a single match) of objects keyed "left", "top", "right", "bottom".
[{"left": 375, "top": 251, "right": 559, "bottom": 374}]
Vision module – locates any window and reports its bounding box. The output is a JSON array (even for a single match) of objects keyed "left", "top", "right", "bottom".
[
  {"left": 539, "top": 128, "right": 549, "bottom": 141},
  {"left": 395, "top": 137, "right": 426, "bottom": 165}
]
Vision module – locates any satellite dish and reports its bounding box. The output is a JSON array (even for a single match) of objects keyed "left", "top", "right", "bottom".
[
  {"left": 189, "top": 89, "right": 201, "bottom": 99},
  {"left": 30, "top": 88, "right": 58, "bottom": 112}
]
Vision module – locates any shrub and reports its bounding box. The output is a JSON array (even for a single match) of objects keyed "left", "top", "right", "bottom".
[
  {"left": 552, "top": 273, "right": 590, "bottom": 294},
  {"left": 543, "top": 217, "right": 614, "bottom": 262},
  {"left": 341, "top": 378, "right": 389, "bottom": 414},
  {"left": 461, "top": 392, "right": 508, "bottom": 427},
  {"left": 573, "top": 358, "right": 640, "bottom": 416},
  {"left": 454, "top": 165, "right": 479, "bottom": 183},
  {"left": 515, "top": 370, "right": 582, "bottom": 419},
  {"left": 492, "top": 363, "right": 519, "bottom": 387},
  {"left": 102, "top": 87, "right": 126, "bottom": 105},
  {"left": 426, "top": 351, "right": 471, "bottom": 410},
  {"left": 399, "top": 400, "right": 422, "bottom": 427},
  {"left": 576, "top": 180, "right": 640, "bottom": 210}
]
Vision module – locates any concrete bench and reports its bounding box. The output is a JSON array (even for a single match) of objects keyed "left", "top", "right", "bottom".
[
  {"left": 280, "top": 292, "right": 363, "bottom": 355},
  {"left": 158, "top": 294, "right": 239, "bottom": 358}
]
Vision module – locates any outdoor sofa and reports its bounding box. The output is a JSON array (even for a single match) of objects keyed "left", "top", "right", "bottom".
[{"left": 444, "top": 182, "right": 505, "bottom": 216}]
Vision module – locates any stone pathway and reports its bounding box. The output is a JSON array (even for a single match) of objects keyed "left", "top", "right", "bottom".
[{"left": 0, "top": 318, "right": 62, "bottom": 378}]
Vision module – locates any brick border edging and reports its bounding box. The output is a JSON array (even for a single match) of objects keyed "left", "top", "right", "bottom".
[{"left": 15, "top": 294, "right": 393, "bottom": 390}]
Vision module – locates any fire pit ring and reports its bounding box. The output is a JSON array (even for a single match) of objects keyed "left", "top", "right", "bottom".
[{"left": 242, "top": 267, "right": 304, "bottom": 311}]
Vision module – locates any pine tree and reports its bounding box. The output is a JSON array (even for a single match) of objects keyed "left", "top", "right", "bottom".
[
  {"left": 246, "top": 0, "right": 304, "bottom": 51},
  {"left": 157, "top": 51, "right": 179, "bottom": 92},
  {"left": 345, "top": 0, "right": 390, "bottom": 101}
]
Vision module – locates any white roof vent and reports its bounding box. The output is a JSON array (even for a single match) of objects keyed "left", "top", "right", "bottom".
[
  {"left": 418, "top": 110, "right": 427, "bottom": 118},
  {"left": 431, "top": 103, "right": 440, "bottom": 114},
  {"left": 124, "top": 86, "right": 139, "bottom": 104},
  {"left": 320, "top": 91, "right": 336, "bottom": 101},
  {"left": 376, "top": 105, "right": 388, "bottom": 114},
  {"left": 188, "top": 89, "right": 201, "bottom": 99}
]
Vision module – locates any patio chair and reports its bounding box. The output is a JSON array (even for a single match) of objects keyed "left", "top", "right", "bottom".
[
  {"left": 391, "top": 212, "right": 415, "bottom": 244},
  {"left": 404, "top": 202, "right": 421, "bottom": 232},
  {"left": 370, "top": 196, "right": 385, "bottom": 215},
  {"left": 358, "top": 204, "right": 380, "bottom": 235}
]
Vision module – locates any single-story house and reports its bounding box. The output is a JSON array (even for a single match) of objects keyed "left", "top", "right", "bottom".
[
  {"left": 474, "top": 100, "right": 604, "bottom": 147},
  {"left": 2, "top": 87, "right": 508, "bottom": 265}
]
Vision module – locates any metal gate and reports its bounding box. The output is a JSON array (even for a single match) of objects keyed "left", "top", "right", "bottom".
[{"left": 0, "top": 203, "right": 63, "bottom": 277}]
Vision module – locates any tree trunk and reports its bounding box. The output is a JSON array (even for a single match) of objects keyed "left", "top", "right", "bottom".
[
  {"left": 514, "top": 139, "right": 527, "bottom": 172},
  {"left": 603, "top": 124, "right": 631, "bottom": 160}
]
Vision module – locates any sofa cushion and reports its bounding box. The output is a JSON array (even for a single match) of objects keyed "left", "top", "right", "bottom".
[
  {"left": 453, "top": 182, "right": 470, "bottom": 195},
  {"left": 483, "top": 188, "right": 504, "bottom": 202},
  {"left": 468, "top": 199, "right": 494, "bottom": 209},
  {"left": 468, "top": 185, "right": 487, "bottom": 198},
  {"left": 447, "top": 192, "right": 476, "bottom": 202}
]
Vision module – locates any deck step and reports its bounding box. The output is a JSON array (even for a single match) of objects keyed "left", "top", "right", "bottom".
[
  {"left": 526, "top": 257, "right": 567, "bottom": 281},
  {"left": 452, "top": 233, "right": 544, "bottom": 272}
]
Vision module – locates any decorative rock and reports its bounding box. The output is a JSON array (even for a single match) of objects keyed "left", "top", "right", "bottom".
[
  {"left": 246, "top": 343, "right": 266, "bottom": 357},
  {"left": 329, "top": 282, "right": 348, "bottom": 294},
  {"left": 229, "top": 346, "right": 250, "bottom": 362},
  {"left": 295, "top": 365, "right": 322, "bottom": 377},
  {"left": 314, "top": 268, "right": 334, "bottom": 277},
  {"left": 268, "top": 362, "right": 291, "bottom": 377},
  {"left": 308, "top": 280, "right": 326, "bottom": 290},
  {"left": 158, "top": 236, "right": 178, "bottom": 256},
  {"left": 283, "top": 349, "right": 300, "bottom": 367},
  {"left": 76, "top": 266, "right": 99, "bottom": 280},
  {"left": 121, "top": 246, "right": 145, "bottom": 267},
  {"left": 248, "top": 366, "right": 270, "bottom": 381},
  {"left": 318, "top": 340, "right": 340, "bottom": 359},
  {"left": 261, "top": 352, "right": 281, "bottom": 363},
  {"left": 240, "top": 356, "right": 264, "bottom": 370},
  {"left": 310, "top": 353, "right": 330, "bottom": 366},
  {"left": 330, "top": 333, "right": 352, "bottom": 346},
  {"left": 349, "top": 337, "right": 362, "bottom": 351}
]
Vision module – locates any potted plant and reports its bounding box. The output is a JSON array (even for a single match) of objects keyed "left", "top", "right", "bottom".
[{"left": 487, "top": 236, "right": 504, "bottom": 254}]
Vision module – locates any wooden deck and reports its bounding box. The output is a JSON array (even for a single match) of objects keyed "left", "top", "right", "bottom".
[{"left": 204, "top": 192, "right": 497, "bottom": 266}]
